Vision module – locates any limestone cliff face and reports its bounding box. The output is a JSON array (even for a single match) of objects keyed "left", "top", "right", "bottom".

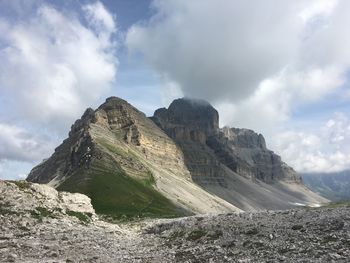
[
  {"left": 28, "top": 97, "right": 189, "bottom": 184},
  {"left": 27, "top": 108, "right": 96, "bottom": 184},
  {"left": 208, "top": 127, "right": 300, "bottom": 183},
  {"left": 152, "top": 98, "right": 301, "bottom": 184},
  {"left": 92, "top": 97, "right": 190, "bottom": 179},
  {"left": 221, "top": 127, "right": 266, "bottom": 149},
  {"left": 153, "top": 98, "right": 219, "bottom": 144},
  {"left": 151, "top": 98, "right": 323, "bottom": 211}
]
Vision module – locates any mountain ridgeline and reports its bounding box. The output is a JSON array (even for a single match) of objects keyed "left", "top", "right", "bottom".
[{"left": 27, "top": 97, "right": 327, "bottom": 218}]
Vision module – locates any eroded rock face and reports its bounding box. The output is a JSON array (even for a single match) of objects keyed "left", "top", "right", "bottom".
[
  {"left": 153, "top": 98, "right": 219, "bottom": 144},
  {"left": 27, "top": 107, "right": 96, "bottom": 185},
  {"left": 27, "top": 97, "right": 189, "bottom": 185},
  {"left": 208, "top": 127, "right": 300, "bottom": 183},
  {"left": 221, "top": 127, "right": 266, "bottom": 149},
  {"left": 152, "top": 98, "right": 301, "bottom": 184}
]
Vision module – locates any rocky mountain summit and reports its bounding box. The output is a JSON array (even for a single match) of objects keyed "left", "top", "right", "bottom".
[
  {"left": 152, "top": 98, "right": 299, "bottom": 184},
  {"left": 152, "top": 98, "right": 325, "bottom": 210},
  {"left": 1, "top": 180, "right": 349, "bottom": 262},
  {"left": 153, "top": 98, "right": 219, "bottom": 144},
  {"left": 27, "top": 96, "right": 326, "bottom": 218}
]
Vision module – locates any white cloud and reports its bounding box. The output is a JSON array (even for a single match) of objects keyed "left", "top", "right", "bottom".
[
  {"left": 0, "top": 1, "right": 118, "bottom": 180},
  {"left": 126, "top": 0, "right": 350, "bottom": 174},
  {"left": 216, "top": 75, "right": 291, "bottom": 131},
  {"left": 0, "top": 123, "right": 53, "bottom": 162},
  {"left": 0, "top": 122, "right": 55, "bottom": 180},
  {"left": 271, "top": 113, "right": 350, "bottom": 173},
  {"left": 127, "top": 0, "right": 303, "bottom": 102},
  {"left": 159, "top": 80, "right": 183, "bottom": 107},
  {"left": 127, "top": 0, "right": 350, "bottom": 130},
  {"left": 127, "top": 0, "right": 349, "bottom": 105},
  {"left": 83, "top": 1, "right": 116, "bottom": 38},
  {"left": 0, "top": 160, "right": 34, "bottom": 180},
  {"left": 0, "top": 1, "right": 118, "bottom": 133},
  {"left": 216, "top": 65, "right": 346, "bottom": 132},
  {"left": 299, "top": 0, "right": 338, "bottom": 23}
]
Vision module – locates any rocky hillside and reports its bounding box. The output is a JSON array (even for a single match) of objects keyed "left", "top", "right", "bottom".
[
  {"left": 1, "top": 180, "right": 349, "bottom": 262},
  {"left": 27, "top": 96, "right": 326, "bottom": 218},
  {"left": 152, "top": 98, "right": 326, "bottom": 210}
]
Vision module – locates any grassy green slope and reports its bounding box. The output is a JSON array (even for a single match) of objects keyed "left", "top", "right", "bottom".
[{"left": 57, "top": 154, "right": 185, "bottom": 220}]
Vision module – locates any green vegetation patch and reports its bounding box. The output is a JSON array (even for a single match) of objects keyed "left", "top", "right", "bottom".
[
  {"left": 95, "top": 138, "right": 129, "bottom": 159},
  {"left": 57, "top": 155, "right": 184, "bottom": 220},
  {"left": 143, "top": 171, "right": 156, "bottom": 187},
  {"left": 186, "top": 229, "right": 207, "bottom": 241},
  {"left": 66, "top": 210, "right": 91, "bottom": 224},
  {"left": 9, "top": 180, "right": 31, "bottom": 191},
  {"left": 322, "top": 200, "right": 350, "bottom": 208},
  {"left": 31, "top": 207, "right": 57, "bottom": 222}
]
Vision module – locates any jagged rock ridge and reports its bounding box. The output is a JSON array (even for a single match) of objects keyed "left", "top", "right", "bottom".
[
  {"left": 152, "top": 98, "right": 326, "bottom": 210},
  {"left": 153, "top": 97, "right": 299, "bottom": 184}
]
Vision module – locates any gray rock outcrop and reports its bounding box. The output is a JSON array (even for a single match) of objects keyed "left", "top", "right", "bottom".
[
  {"left": 152, "top": 98, "right": 300, "bottom": 184},
  {"left": 153, "top": 98, "right": 219, "bottom": 144},
  {"left": 152, "top": 98, "right": 322, "bottom": 211}
]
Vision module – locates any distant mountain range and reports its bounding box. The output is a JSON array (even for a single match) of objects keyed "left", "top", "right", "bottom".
[
  {"left": 303, "top": 171, "right": 350, "bottom": 201},
  {"left": 26, "top": 97, "right": 327, "bottom": 219}
]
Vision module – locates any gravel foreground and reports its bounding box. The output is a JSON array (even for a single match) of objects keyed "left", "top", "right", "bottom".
[
  {"left": 1, "top": 207, "right": 350, "bottom": 262},
  {"left": 1, "top": 181, "right": 349, "bottom": 262}
]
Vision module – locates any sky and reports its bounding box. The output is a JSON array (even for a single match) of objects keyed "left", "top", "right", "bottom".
[{"left": 1, "top": 0, "right": 350, "bottom": 179}]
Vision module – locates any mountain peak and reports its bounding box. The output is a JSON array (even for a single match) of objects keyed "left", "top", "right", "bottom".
[
  {"left": 153, "top": 97, "right": 301, "bottom": 185},
  {"left": 153, "top": 97, "right": 219, "bottom": 144},
  {"left": 170, "top": 97, "right": 213, "bottom": 108},
  {"left": 105, "top": 96, "right": 124, "bottom": 102}
]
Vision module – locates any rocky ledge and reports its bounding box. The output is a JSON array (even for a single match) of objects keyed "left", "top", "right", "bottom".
[{"left": 1, "top": 180, "right": 349, "bottom": 262}]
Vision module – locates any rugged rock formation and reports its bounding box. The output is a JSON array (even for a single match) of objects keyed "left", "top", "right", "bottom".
[
  {"left": 27, "top": 96, "right": 326, "bottom": 215},
  {"left": 27, "top": 97, "right": 239, "bottom": 217},
  {"left": 152, "top": 98, "right": 324, "bottom": 210},
  {"left": 153, "top": 98, "right": 219, "bottom": 144},
  {"left": 153, "top": 98, "right": 300, "bottom": 184},
  {"left": 208, "top": 127, "right": 300, "bottom": 183},
  {"left": 1, "top": 180, "right": 348, "bottom": 262}
]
